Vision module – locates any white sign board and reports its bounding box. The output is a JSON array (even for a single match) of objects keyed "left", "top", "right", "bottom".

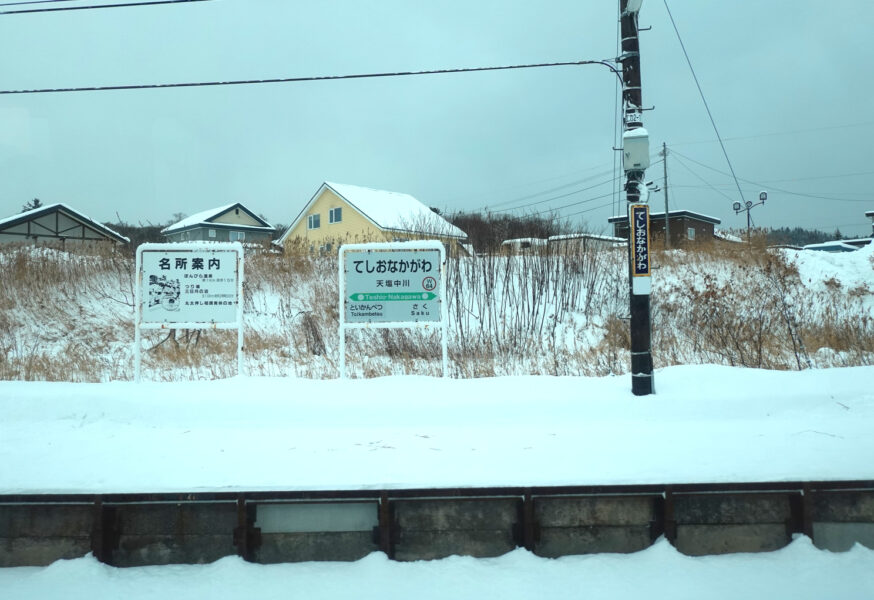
[
  {"left": 134, "top": 242, "right": 244, "bottom": 381},
  {"left": 343, "top": 248, "right": 442, "bottom": 324},
  {"left": 338, "top": 241, "right": 448, "bottom": 378}
]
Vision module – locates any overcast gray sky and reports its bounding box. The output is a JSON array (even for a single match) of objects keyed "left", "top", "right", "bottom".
[{"left": 1, "top": 0, "right": 872, "bottom": 237}]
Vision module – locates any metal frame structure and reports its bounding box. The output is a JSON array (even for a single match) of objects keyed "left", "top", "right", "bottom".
[
  {"left": 134, "top": 242, "right": 244, "bottom": 382},
  {"left": 338, "top": 241, "right": 448, "bottom": 378}
]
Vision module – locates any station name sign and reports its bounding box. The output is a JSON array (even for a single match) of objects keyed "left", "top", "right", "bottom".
[
  {"left": 342, "top": 247, "right": 442, "bottom": 324},
  {"left": 630, "top": 204, "right": 651, "bottom": 296}
]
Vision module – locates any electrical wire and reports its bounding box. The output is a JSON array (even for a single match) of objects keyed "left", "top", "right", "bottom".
[
  {"left": 663, "top": 0, "right": 747, "bottom": 208},
  {"left": 0, "top": 60, "right": 621, "bottom": 95},
  {"left": 488, "top": 157, "right": 665, "bottom": 215},
  {"left": 563, "top": 200, "right": 616, "bottom": 220},
  {"left": 489, "top": 176, "right": 620, "bottom": 213},
  {"left": 667, "top": 121, "right": 874, "bottom": 147},
  {"left": 669, "top": 148, "right": 873, "bottom": 203},
  {"left": 505, "top": 190, "right": 617, "bottom": 219},
  {"left": 669, "top": 152, "right": 737, "bottom": 203},
  {"left": 0, "top": 0, "right": 77, "bottom": 6},
  {"left": 0, "top": 0, "right": 210, "bottom": 14}
]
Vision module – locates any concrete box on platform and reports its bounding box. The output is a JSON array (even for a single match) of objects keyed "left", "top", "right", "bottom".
[
  {"left": 393, "top": 498, "right": 518, "bottom": 561},
  {"left": 673, "top": 493, "right": 794, "bottom": 556},
  {"left": 812, "top": 491, "right": 874, "bottom": 551},
  {"left": 113, "top": 503, "right": 237, "bottom": 567},
  {"left": 0, "top": 504, "right": 94, "bottom": 567},
  {"left": 534, "top": 495, "right": 658, "bottom": 557}
]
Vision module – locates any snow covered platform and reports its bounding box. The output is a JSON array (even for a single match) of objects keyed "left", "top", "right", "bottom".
[{"left": 1, "top": 365, "right": 872, "bottom": 494}]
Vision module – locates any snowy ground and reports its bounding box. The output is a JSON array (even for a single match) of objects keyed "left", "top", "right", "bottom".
[
  {"left": 2, "top": 365, "right": 873, "bottom": 596},
  {"left": 1, "top": 538, "right": 872, "bottom": 600},
  {"left": 1, "top": 365, "right": 872, "bottom": 494}
]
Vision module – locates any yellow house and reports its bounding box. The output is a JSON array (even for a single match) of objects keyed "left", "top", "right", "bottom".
[{"left": 276, "top": 182, "right": 468, "bottom": 255}]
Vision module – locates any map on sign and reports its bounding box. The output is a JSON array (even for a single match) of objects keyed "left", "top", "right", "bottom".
[
  {"left": 138, "top": 245, "right": 241, "bottom": 326},
  {"left": 343, "top": 248, "right": 442, "bottom": 323}
]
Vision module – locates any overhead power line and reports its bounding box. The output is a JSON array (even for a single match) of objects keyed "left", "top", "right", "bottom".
[
  {"left": 669, "top": 120, "right": 874, "bottom": 147},
  {"left": 0, "top": 0, "right": 77, "bottom": 6},
  {"left": 669, "top": 148, "right": 873, "bottom": 203},
  {"left": 669, "top": 152, "right": 737, "bottom": 204},
  {"left": 0, "top": 0, "right": 211, "bottom": 14},
  {"left": 663, "top": 0, "right": 747, "bottom": 208},
  {"left": 489, "top": 176, "right": 619, "bottom": 213},
  {"left": 0, "top": 60, "right": 621, "bottom": 95}
]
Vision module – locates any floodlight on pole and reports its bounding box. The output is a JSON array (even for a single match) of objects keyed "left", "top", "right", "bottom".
[{"left": 733, "top": 191, "right": 767, "bottom": 242}]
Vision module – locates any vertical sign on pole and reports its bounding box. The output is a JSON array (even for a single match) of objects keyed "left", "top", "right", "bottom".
[
  {"left": 338, "top": 241, "right": 448, "bottom": 378},
  {"left": 630, "top": 204, "right": 651, "bottom": 296},
  {"left": 134, "top": 242, "right": 244, "bottom": 382}
]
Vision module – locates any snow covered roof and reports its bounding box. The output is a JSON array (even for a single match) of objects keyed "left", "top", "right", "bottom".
[
  {"left": 502, "top": 237, "right": 547, "bottom": 246},
  {"left": 279, "top": 182, "right": 466, "bottom": 244},
  {"left": 803, "top": 241, "right": 860, "bottom": 253},
  {"left": 608, "top": 210, "right": 721, "bottom": 225},
  {"left": 0, "top": 203, "right": 129, "bottom": 243},
  {"left": 161, "top": 203, "right": 273, "bottom": 234},
  {"left": 713, "top": 229, "right": 743, "bottom": 243},
  {"left": 548, "top": 232, "right": 625, "bottom": 243}
]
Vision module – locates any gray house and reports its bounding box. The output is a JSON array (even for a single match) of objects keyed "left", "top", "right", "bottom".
[
  {"left": 162, "top": 204, "right": 274, "bottom": 243},
  {"left": 0, "top": 203, "right": 128, "bottom": 245}
]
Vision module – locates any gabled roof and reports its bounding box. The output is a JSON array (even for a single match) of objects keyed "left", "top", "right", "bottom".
[
  {"left": 278, "top": 182, "right": 466, "bottom": 244},
  {"left": 161, "top": 203, "right": 273, "bottom": 234},
  {"left": 608, "top": 209, "right": 721, "bottom": 225},
  {"left": 0, "top": 203, "right": 129, "bottom": 243}
]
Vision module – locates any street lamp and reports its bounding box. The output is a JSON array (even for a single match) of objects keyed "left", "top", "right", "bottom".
[{"left": 733, "top": 191, "right": 766, "bottom": 242}]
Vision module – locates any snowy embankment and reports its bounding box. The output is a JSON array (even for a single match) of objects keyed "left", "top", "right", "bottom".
[
  {"left": 1, "top": 538, "right": 872, "bottom": 600},
  {"left": 1, "top": 365, "right": 872, "bottom": 494}
]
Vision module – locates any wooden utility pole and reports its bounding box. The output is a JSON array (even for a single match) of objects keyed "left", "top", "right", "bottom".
[
  {"left": 620, "top": 0, "right": 653, "bottom": 395},
  {"left": 662, "top": 142, "right": 670, "bottom": 249}
]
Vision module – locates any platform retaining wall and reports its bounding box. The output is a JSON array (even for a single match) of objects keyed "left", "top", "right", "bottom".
[{"left": 1, "top": 484, "right": 872, "bottom": 567}]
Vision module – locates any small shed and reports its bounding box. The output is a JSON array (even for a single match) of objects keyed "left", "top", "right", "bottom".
[
  {"left": 162, "top": 203, "right": 274, "bottom": 244},
  {"left": 608, "top": 209, "right": 720, "bottom": 245},
  {"left": 866, "top": 210, "right": 874, "bottom": 236},
  {"left": 0, "top": 203, "right": 128, "bottom": 245}
]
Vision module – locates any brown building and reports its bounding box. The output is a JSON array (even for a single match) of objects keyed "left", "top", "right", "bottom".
[
  {"left": 0, "top": 203, "right": 128, "bottom": 246},
  {"left": 608, "top": 209, "right": 720, "bottom": 246}
]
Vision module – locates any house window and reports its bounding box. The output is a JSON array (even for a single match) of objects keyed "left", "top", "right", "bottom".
[
  {"left": 308, "top": 214, "right": 321, "bottom": 230},
  {"left": 687, "top": 227, "right": 696, "bottom": 240},
  {"left": 329, "top": 207, "right": 342, "bottom": 224},
  {"left": 208, "top": 229, "right": 216, "bottom": 238},
  {"left": 230, "top": 231, "right": 245, "bottom": 241}
]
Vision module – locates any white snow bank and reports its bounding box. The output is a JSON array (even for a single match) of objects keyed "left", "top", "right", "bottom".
[
  {"left": 0, "top": 537, "right": 871, "bottom": 600},
  {"left": 1, "top": 365, "right": 872, "bottom": 494},
  {"left": 789, "top": 240, "right": 874, "bottom": 292}
]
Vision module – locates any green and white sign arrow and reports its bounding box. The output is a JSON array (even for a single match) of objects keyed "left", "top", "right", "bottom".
[{"left": 350, "top": 292, "right": 437, "bottom": 302}]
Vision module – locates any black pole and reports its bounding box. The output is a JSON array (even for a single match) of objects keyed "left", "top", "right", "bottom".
[{"left": 620, "top": 0, "right": 654, "bottom": 395}]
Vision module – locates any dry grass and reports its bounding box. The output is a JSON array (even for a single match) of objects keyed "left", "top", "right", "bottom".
[{"left": 0, "top": 237, "right": 871, "bottom": 382}]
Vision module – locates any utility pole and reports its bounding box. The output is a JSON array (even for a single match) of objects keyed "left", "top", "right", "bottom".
[
  {"left": 662, "top": 142, "right": 670, "bottom": 249},
  {"left": 619, "top": 0, "right": 653, "bottom": 395}
]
